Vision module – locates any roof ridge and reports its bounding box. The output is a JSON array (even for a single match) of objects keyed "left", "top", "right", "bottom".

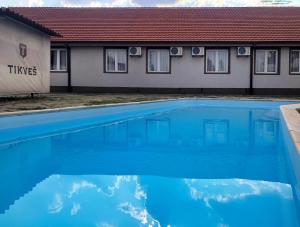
[
  {"left": 9, "top": 6, "right": 300, "bottom": 42},
  {"left": 9, "top": 6, "right": 300, "bottom": 9}
]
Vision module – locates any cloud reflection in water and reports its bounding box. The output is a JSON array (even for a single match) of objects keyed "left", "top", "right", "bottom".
[{"left": 0, "top": 174, "right": 297, "bottom": 227}]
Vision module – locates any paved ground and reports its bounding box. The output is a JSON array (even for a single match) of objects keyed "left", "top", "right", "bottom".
[{"left": 1, "top": 93, "right": 300, "bottom": 113}]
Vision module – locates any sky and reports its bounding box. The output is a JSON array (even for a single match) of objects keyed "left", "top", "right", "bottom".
[{"left": 2, "top": 0, "right": 300, "bottom": 7}]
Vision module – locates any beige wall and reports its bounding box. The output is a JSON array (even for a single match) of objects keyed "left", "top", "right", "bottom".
[
  {"left": 50, "top": 72, "right": 68, "bottom": 86},
  {"left": 68, "top": 46, "right": 250, "bottom": 88},
  {"left": 0, "top": 17, "right": 50, "bottom": 94},
  {"left": 50, "top": 44, "right": 300, "bottom": 90},
  {"left": 253, "top": 47, "right": 300, "bottom": 88}
]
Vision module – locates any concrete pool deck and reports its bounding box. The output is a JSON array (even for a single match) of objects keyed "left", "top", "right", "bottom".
[
  {"left": 281, "top": 104, "right": 300, "bottom": 156},
  {"left": 1, "top": 93, "right": 300, "bottom": 113}
]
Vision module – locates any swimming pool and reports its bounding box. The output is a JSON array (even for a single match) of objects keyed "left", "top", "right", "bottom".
[{"left": 0, "top": 99, "right": 299, "bottom": 227}]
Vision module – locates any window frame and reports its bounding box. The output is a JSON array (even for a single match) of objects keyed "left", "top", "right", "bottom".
[
  {"left": 50, "top": 48, "right": 68, "bottom": 72},
  {"left": 146, "top": 48, "right": 171, "bottom": 74},
  {"left": 204, "top": 47, "right": 230, "bottom": 74},
  {"left": 104, "top": 47, "right": 128, "bottom": 73},
  {"left": 254, "top": 48, "right": 280, "bottom": 75},
  {"left": 289, "top": 48, "right": 300, "bottom": 75}
]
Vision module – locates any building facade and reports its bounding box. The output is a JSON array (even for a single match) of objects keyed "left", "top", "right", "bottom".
[
  {"left": 0, "top": 8, "right": 57, "bottom": 94},
  {"left": 8, "top": 7, "right": 300, "bottom": 94},
  {"left": 49, "top": 44, "right": 300, "bottom": 94}
]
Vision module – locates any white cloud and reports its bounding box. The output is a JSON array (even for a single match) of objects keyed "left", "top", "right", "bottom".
[
  {"left": 68, "top": 180, "right": 97, "bottom": 198},
  {"left": 134, "top": 182, "right": 147, "bottom": 200},
  {"left": 118, "top": 202, "right": 148, "bottom": 225},
  {"left": 11, "top": 0, "right": 44, "bottom": 6},
  {"left": 60, "top": 0, "right": 140, "bottom": 7},
  {"left": 118, "top": 202, "right": 161, "bottom": 227},
  {"left": 70, "top": 202, "right": 81, "bottom": 216},
  {"left": 48, "top": 194, "right": 63, "bottom": 214},
  {"left": 185, "top": 178, "right": 293, "bottom": 208},
  {"left": 157, "top": 0, "right": 297, "bottom": 7},
  {"left": 96, "top": 222, "right": 114, "bottom": 227},
  {"left": 107, "top": 176, "right": 131, "bottom": 196}
]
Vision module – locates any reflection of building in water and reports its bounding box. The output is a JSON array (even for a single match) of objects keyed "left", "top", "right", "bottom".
[
  {"left": 254, "top": 120, "right": 278, "bottom": 146},
  {"left": 146, "top": 119, "right": 170, "bottom": 145},
  {"left": 204, "top": 120, "right": 229, "bottom": 146},
  {"left": 47, "top": 109, "right": 280, "bottom": 151},
  {"left": 55, "top": 109, "right": 280, "bottom": 150},
  {"left": 0, "top": 108, "right": 284, "bottom": 215},
  {"left": 104, "top": 121, "right": 128, "bottom": 145}
]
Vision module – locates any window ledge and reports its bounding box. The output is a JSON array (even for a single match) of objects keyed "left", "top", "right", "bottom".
[
  {"left": 254, "top": 73, "right": 280, "bottom": 75},
  {"left": 50, "top": 70, "right": 68, "bottom": 73}
]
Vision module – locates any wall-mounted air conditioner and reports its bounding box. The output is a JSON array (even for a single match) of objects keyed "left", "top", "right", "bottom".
[
  {"left": 192, "top": 47, "right": 205, "bottom": 56},
  {"left": 170, "top": 47, "right": 183, "bottom": 56},
  {"left": 237, "top": 47, "right": 251, "bottom": 56},
  {"left": 129, "top": 47, "right": 142, "bottom": 56}
]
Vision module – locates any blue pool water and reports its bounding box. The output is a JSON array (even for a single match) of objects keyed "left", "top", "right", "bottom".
[{"left": 0, "top": 99, "right": 299, "bottom": 227}]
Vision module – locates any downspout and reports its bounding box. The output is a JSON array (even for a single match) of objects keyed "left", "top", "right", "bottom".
[
  {"left": 67, "top": 45, "right": 72, "bottom": 92},
  {"left": 249, "top": 44, "right": 255, "bottom": 95}
]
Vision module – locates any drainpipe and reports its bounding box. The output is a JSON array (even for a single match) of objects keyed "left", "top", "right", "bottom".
[
  {"left": 249, "top": 44, "right": 255, "bottom": 95},
  {"left": 67, "top": 45, "right": 72, "bottom": 92}
]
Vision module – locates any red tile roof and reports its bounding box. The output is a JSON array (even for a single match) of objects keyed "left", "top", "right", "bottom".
[{"left": 9, "top": 7, "right": 300, "bottom": 42}]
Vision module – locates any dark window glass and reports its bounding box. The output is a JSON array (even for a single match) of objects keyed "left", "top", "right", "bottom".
[
  {"left": 60, "top": 50, "right": 67, "bottom": 71},
  {"left": 50, "top": 50, "right": 57, "bottom": 71},
  {"left": 291, "top": 50, "right": 300, "bottom": 73}
]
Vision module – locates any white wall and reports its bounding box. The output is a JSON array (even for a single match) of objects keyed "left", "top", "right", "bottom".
[
  {"left": 0, "top": 17, "right": 50, "bottom": 94},
  {"left": 253, "top": 47, "right": 300, "bottom": 88},
  {"left": 51, "top": 45, "right": 300, "bottom": 90},
  {"left": 50, "top": 72, "right": 68, "bottom": 86},
  {"left": 70, "top": 46, "right": 250, "bottom": 89}
]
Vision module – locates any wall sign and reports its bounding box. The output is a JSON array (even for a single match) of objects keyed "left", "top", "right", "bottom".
[
  {"left": 19, "top": 43, "right": 27, "bottom": 58},
  {"left": 7, "top": 65, "right": 37, "bottom": 75},
  {"left": 6, "top": 43, "right": 37, "bottom": 76}
]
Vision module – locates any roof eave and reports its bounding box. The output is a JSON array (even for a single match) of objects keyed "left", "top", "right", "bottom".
[{"left": 1, "top": 7, "right": 60, "bottom": 37}]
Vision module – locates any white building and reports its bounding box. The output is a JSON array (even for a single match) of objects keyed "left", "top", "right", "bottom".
[
  {"left": 0, "top": 8, "right": 58, "bottom": 95},
  {"left": 4, "top": 7, "right": 300, "bottom": 95}
]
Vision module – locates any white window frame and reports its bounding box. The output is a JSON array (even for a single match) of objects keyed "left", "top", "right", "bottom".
[
  {"left": 205, "top": 49, "right": 229, "bottom": 74},
  {"left": 255, "top": 49, "right": 279, "bottom": 74},
  {"left": 105, "top": 48, "right": 127, "bottom": 73},
  {"left": 147, "top": 49, "right": 170, "bottom": 73},
  {"left": 290, "top": 49, "right": 300, "bottom": 74},
  {"left": 50, "top": 48, "right": 67, "bottom": 72}
]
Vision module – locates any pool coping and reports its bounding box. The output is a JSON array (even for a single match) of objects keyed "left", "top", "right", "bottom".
[
  {"left": 280, "top": 104, "right": 300, "bottom": 157},
  {"left": 0, "top": 98, "right": 180, "bottom": 117},
  {"left": 1, "top": 96, "right": 299, "bottom": 117}
]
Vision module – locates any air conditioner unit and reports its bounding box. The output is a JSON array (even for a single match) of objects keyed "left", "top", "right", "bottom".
[
  {"left": 237, "top": 47, "right": 251, "bottom": 56},
  {"left": 129, "top": 47, "right": 142, "bottom": 56},
  {"left": 192, "top": 47, "right": 205, "bottom": 56},
  {"left": 170, "top": 47, "right": 183, "bottom": 56}
]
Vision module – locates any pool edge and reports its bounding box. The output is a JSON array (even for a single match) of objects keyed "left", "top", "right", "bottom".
[
  {"left": 281, "top": 104, "right": 300, "bottom": 158},
  {"left": 0, "top": 98, "right": 180, "bottom": 117},
  {"left": 1, "top": 96, "right": 298, "bottom": 117}
]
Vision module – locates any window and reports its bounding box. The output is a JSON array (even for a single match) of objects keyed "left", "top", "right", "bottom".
[
  {"left": 290, "top": 49, "right": 300, "bottom": 74},
  {"left": 147, "top": 49, "right": 170, "bottom": 73},
  {"left": 255, "top": 49, "right": 279, "bottom": 74},
  {"left": 205, "top": 49, "right": 229, "bottom": 73},
  {"left": 254, "top": 120, "right": 278, "bottom": 146},
  {"left": 51, "top": 49, "right": 67, "bottom": 71},
  {"left": 204, "top": 120, "right": 229, "bottom": 146},
  {"left": 105, "top": 48, "right": 127, "bottom": 73},
  {"left": 146, "top": 119, "right": 170, "bottom": 144},
  {"left": 104, "top": 122, "right": 128, "bottom": 145}
]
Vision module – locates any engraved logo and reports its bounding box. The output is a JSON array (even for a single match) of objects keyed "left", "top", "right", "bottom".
[{"left": 19, "top": 43, "right": 27, "bottom": 58}]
